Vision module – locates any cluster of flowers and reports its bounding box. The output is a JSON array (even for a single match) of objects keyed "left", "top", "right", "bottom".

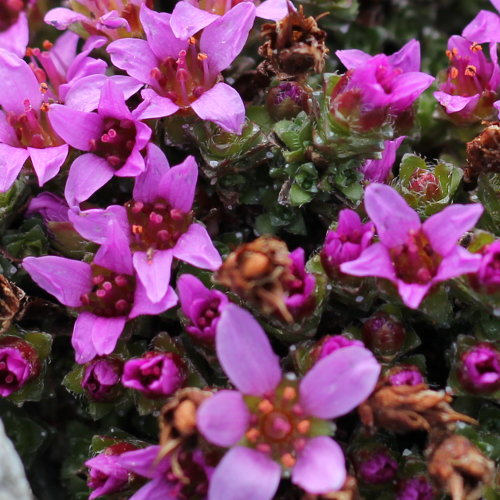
[{"left": 0, "top": 0, "right": 498, "bottom": 499}]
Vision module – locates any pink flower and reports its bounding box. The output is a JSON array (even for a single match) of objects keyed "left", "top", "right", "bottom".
[
  {"left": 69, "top": 145, "right": 221, "bottom": 304},
  {"left": 340, "top": 184, "right": 483, "bottom": 309},
  {"left": 197, "top": 304, "right": 380, "bottom": 499},
  {"left": 82, "top": 357, "right": 123, "bottom": 401},
  {"left": 459, "top": 344, "right": 500, "bottom": 393},
  {"left": 22, "top": 254, "right": 178, "bottom": 364},
  {"left": 122, "top": 352, "right": 184, "bottom": 397},
  {"left": 462, "top": 1, "right": 500, "bottom": 44},
  {"left": 358, "top": 451, "right": 398, "bottom": 484},
  {"left": 477, "top": 240, "right": 500, "bottom": 293},
  {"left": 0, "top": 345, "right": 35, "bottom": 396},
  {"left": 361, "top": 136, "right": 406, "bottom": 183},
  {"left": 107, "top": 4, "right": 255, "bottom": 133},
  {"left": 285, "top": 248, "right": 316, "bottom": 318},
  {"left": 177, "top": 273, "right": 229, "bottom": 343}
]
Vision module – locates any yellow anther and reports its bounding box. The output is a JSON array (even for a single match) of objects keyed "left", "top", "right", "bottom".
[
  {"left": 40, "top": 82, "right": 48, "bottom": 93},
  {"left": 449, "top": 67, "right": 459, "bottom": 79},
  {"left": 245, "top": 428, "right": 260, "bottom": 443},
  {"left": 470, "top": 42, "right": 482, "bottom": 52},
  {"left": 189, "top": 36, "right": 197, "bottom": 44},
  {"left": 281, "top": 453, "right": 296, "bottom": 468},
  {"left": 197, "top": 52, "right": 208, "bottom": 61},
  {"left": 297, "top": 419, "right": 311, "bottom": 434},
  {"left": 132, "top": 224, "right": 143, "bottom": 234},
  {"left": 283, "top": 386, "right": 297, "bottom": 401},
  {"left": 258, "top": 399, "right": 274, "bottom": 414},
  {"left": 465, "top": 64, "right": 477, "bottom": 77}
]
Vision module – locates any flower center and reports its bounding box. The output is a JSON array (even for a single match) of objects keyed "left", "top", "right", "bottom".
[
  {"left": 89, "top": 118, "right": 136, "bottom": 169},
  {"left": 0, "top": 0, "right": 27, "bottom": 31},
  {"left": 125, "top": 198, "right": 193, "bottom": 252},
  {"left": 150, "top": 39, "right": 215, "bottom": 107},
  {"left": 390, "top": 229, "right": 442, "bottom": 284},
  {"left": 196, "top": 299, "right": 220, "bottom": 330},
  {"left": 0, "top": 357, "right": 17, "bottom": 387},
  {"left": 243, "top": 380, "right": 332, "bottom": 470},
  {"left": 375, "top": 64, "right": 403, "bottom": 94},
  {"left": 7, "top": 99, "right": 63, "bottom": 149},
  {"left": 80, "top": 265, "right": 135, "bottom": 317}
]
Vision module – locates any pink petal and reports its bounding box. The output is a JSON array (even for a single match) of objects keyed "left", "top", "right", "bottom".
[
  {"left": 434, "top": 246, "right": 482, "bottom": 283},
  {"left": 44, "top": 7, "right": 87, "bottom": 30},
  {"left": 72, "top": 314, "right": 99, "bottom": 364},
  {"left": 129, "top": 280, "right": 178, "bottom": 318},
  {"left": 134, "top": 89, "right": 180, "bottom": 120},
  {"left": 129, "top": 477, "right": 176, "bottom": 500},
  {"left": 177, "top": 273, "right": 214, "bottom": 316},
  {"left": 48, "top": 104, "right": 103, "bottom": 151},
  {"left": 28, "top": 145, "right": 68, "bottom": 186},
  {"left": 119, "top": 445, "right": 164, "bottom": 478},
  {"left": 159, "top": 155, "right": 198, "bottom": 212},
  {"left": 462, "top": 10, "right": 500, "bottom": 44},
  {"left": 292, "top": 437, "right": 346, "bottom": 494},
  {"left": 200, "top": 3, "right": 256, "bottom": 76},
  {"left": 173, "top": 223, "right": 222, "bottom": 270},
  {"left": 0, "top": 12, "right": 29, "bottom": 58},
  {"left": 433, "top": 91, "right": 478, "bottom": 114},
  {"left": 91, "top": 315, "right": 127, "bottom": 358},
  {"left": 133, "top": 143, "right": 170, "bottom": 203},
  {"left": 340, "top": 243, "right": 396, "bottom": 281},
  {"left": 115, "top": 147, "right": 146, "bottom": 177},
  {"left": 396, "top": 281, "right": 431, "bottom": 309},
  {"left": 133, "top": 250, "right": 173, "bottom": 303},
  {"left": 93, "top": 220, "right": 134, "bottom": 275},
  {"left": 0, "top": 143, "right": 28, "bottom": 191},
  {"left": 64, "top": 154, "right": 115, "bottom": 207},
  {"left": 388, "top": 39, "right": 421, "bottom": 72},
  {"left": 299, "top": 346, "right": 380, "bottom": 419},
  {"left": 364, "top": 183, "right": 420, "bottom": 248},
  {"left": 335, "top": 49, "right": 371, "bottom": 70},
  {"left": 139, "top": 5, "right": 187, "bottom": 60},
  {"left": 216, "top": 304, "right": 281, "bottom": 396},
  {"left": 208, "top": 447, "right": 281, "bottom": 500},
  {"left": 97, "top": 79, "right": 132, "bottom": 120},
  {"left": 23, "top": 256, "right": 91, "bottom": 307},
  {"left": 0, "top": 49, "right": 42, "bottom": 113},
  {"left": 170, "top": 2, "right": 219, "bottom": 39},
  {"left": 107, "top": 38, "right": 159, "bottom": 86},
  {"left": 0, "top": 110, "right": 18, "bottom": 146},
  {"left": 423, "top": 204, "right": 483, "bottom": 256},
  {"left": 197, "top": 390, "right": 250, "bottom": 447},
  {"left": 191, "top": 82, "right": 245, "bottom": 134},
  {"left": 255, "top": 0, "right": 289, "bottom": 20}
]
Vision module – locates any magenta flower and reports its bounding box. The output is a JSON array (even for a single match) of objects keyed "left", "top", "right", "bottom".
[
  {"left": 397, "top": 477, "right": 435, "bottom": 500},
  {"left": 177, "top": 273, "right": 229, "bottom": 343},
  {"left": 0, "top": 346, "right": 33, "bottom": 397},
  {"left": 285, "top": 248, "right": 316, "bottom": 318},
  {"left": 86, "top": 443, "right": 137, "bottom": 500},
  {"left": 358, "top": 451, "right": 398, "bottom": 485},
  {"left": 320, "top": 209, "right": 374, "bottom": 277},
  {"left": 82, "top": 357, "right": 123, "bottom": 401},
  {"left": 332, "top": 40, "right": 434, "bottom": 130},
  {"left": 462, "top": 1, "right": 500, "bottom": 44},
  {"left": 477, "top": 240, "right": 500, "bottom": 293},
  {"left": 122, "top": 352, "right": 184, "bottom": 397},
  {"left": 49, "top": 79, "right": 152, "bottom": 206},
  {"left": 197, "top": 304, "right": 380, "bottom": 499},
  {"left": 0, "top": 0, "right": 29, "bottom": 57},
  {"left": 317, "top": 335, "right": 364, "bottom": 360},
  {"left": 389, "top": 368, "right": 424, "bottom": 387},
  {"left": 340, "top": 184, "right": 483, "bottom": 309},
  {"left": 22, "top": 255, "right": 178, "bottom": 364},
  {"left": 45, "top": 0, "right": 148, "bottom": 41},
  {"left": 434, "top": 36, "right": 500, "bottom": 122},
  {"left": 118, "top": 445, "right": 212, "bottom": 499},
  {"left": 459, "top": 344, "right": 500, "bottom": 393},
  {"left": 70, "top": 146, "right": 222, "bottom": 304},
  {"left": 107, "top": 3, "right": 255, "bottom": 133},
  {"left": 361, "top": 136, "right": 406, "bottom": 183}
]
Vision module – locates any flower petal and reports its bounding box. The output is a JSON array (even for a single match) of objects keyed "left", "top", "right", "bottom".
[
  {"left": 292, "top": 437, "right": 346, "bottom": 494},
  {"left": 197, "top": 390, "right": 250, "bottom": 447},
  {"left": 335, "top": 49, "right": 371, "bottom": 70},
  {"left": 44, "top": 7, "right": 87, "bottom": 30},
  {"left": 93, "top": 220, "right": 134, "bottom": 275},
  {"left": 134, "top": 89, "right": 180, "bottom": 120},
  {"left": 91, "top": 315, "right": 127, "bottom": 358},
  {"left": 129, "top": 477, "right": 176, "bottom": 500},
  {"left": 177, "top": 273, "right": 215, "bottom": 316},
  {"left": 23, "top": 256, "right": 90, "bottom": 307},
  {"left": 133, "top": 250, "right": 173, "bottom": 303},
  {"left": 255, "top": 0, "right": 289, "bottom": 21},
  {"left": 208, "top": 447, "right": 281, "bottom": 500},
  {"left": 170, "top": 2, "right": 219, "bottom": 40},
  {"left": 423, "top": 203, "right": 483, "bottom": 256},
  {"left": 216, "top": 304, "right": 281, "bottom": 396},
  {"left": 340, "top": 243, "right": 396, "bottom": 281},
  {"left": 119, "top": 445, "right": 165, "bottom": 478},
  {"left": 133, "top": 143, "right": 170, "bottom": 202},
  {"left": 433, "top": 91, "right": 478, "bottom": 114},
  {"left": 299, "top": 346, "right": 380, "bottom": 419},
  {"left": 0, "top": 143, "right": 28, "bottom": 191},
  {"left": 434, "top": 246, "right": 482, "bottom": 282},
  {"left": 0, "top": 12, "right": 29, "bottom": 58},
  {"left": 71, "top": 312, "right": 99, "bottom": 364},
  {"left": 364, "top": 183, "right": 420, "bottom": 248},
  {"left": 129, "top": 280, "right": 178, "bottom": 318},
  {"left": 462, "top": 10, "right": 500, "bottom": 44},
  {"left": 396, "top": 281, "right": 432, "bottom": 309},
  {"left": 158, "top": 155, "right": 198, "bottom": 212},
  {"left": 65, "top": 154, "right": 115, "bottom": 207},
  {"left": 97, "top": 79, "right": 132, "bottom": 119},
  {"left": 191, "top": 82, "right": 245, "bottom": 134},
  {"left": 173, "top": 223, "right": 222, "bottom": 271},
  {"left": 28, "top": 145, "right": 68, "bottom": 186}
]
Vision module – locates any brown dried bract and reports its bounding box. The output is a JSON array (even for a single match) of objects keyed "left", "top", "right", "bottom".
[
  {"left": 358, "top": 381, "right": 477, "bottom": 434},
  {"left": 258, "top": 6, "right": 328, "bottom": 81},
  {"left": 427, "top": 433, "right": 494, "bottom": 500},
  {"left": 215, "top": 236, "right": 295, "bottom": 322},
  {"left": 0, "top": 274, "right": 27, "bottom": 334},
  {"left": 465, "top": 122, "right": 500, "bottom": 181},
  {"left": 302, "top": 476, "right": 359, "bottom": 500}
]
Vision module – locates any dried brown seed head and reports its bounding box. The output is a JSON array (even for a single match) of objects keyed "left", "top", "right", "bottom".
[
  {"left": 0, "top": 275, "right": 27, "bottom": 334},
  {"left": 465, "top": 122, "right": 500, "bottom": 181}
]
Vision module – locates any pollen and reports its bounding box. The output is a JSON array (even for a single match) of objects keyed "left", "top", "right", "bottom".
[
  {"left": 449, "top": 67, "right": 459, "bottom": 79},
  {"left": 245, "top": 428, "right": 260, "bottom": 443},
  {"left": 40, "top": 82, "right": 48, "bottom": 93},
  {"left": 132, "top": 224, "right": 143, "bottom": 234},
  {"left": 281, "top": 453, "right": 296, "bottom": 468},
  {"left": 297, "top": 419, "right": 311, "bottom": 434},
  {"left": 282, "top": 386, "right": 297, "bottom": 401},
  {"left": 470, "top": 42, "right": 482, "bottom": 52},
  {"left": 197, "top": 52, "right": 208, "bottom": 61},
  {"left": 258, "top": 399, "right": 274, "bottom": 414},
  {"left": 465, "top": 64, "right": 477, "bottom": 77}
]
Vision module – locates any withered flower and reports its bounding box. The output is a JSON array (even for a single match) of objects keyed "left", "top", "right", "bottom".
[
  {"left": 465, "top": 122, "right": 500, "bottom": 181},
  {"left": 358, "top": 379, "right": 477, "bottom": 434},
  {"left": 258, "top": 6, "right": 328, "bottom": 81},
  {"left": 427, "top": 433, "right": 494, "bottom": 500},
  {"left": 0, "top": 275, "right": 27, "bottom": 334}
]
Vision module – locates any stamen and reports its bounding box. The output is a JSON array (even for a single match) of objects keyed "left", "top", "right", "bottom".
[
  {"left": 465, "top": 64, "right": 477, "bottom": 77},
  {"left": 258, "top": 399, "right": 274, "bottom": 414},
  {"left": 281, "top": 453, "right": 296, "bottom": 468},
  {"left": 297, "top": 420, "right": 311, "bottom": 434},
  {"left": 245, "top": 428, "right": 260, "bottom": 443},
  {"left": 282, "top": 386, "right": 297, "bottom": 401}
]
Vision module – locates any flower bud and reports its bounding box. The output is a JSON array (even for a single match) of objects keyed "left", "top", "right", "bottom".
[
  {"left": 82, "top": 357, "right": 123, "bottom": 402},
  {"left": 362, "top": 312, "right": 405, "bottom": 356},
  {"left": 122, "top": 352, "right": 184, "bottom": 398},
  {"left": 358, "top": 450, "right": 398, "bottom": 485},
  {"left": 397, "top": 476, "right": 435, "bottom": 500},
  {"left": 458, "top": 343, "right": 500, "bottom": 393},
  {"left": 0, "top": 336, "right": 40, "bottom": 397},
  {"left": 477, "top": 240, "right": 500, "bottom": 293},
  {"left": 266, "top": 82, "right": 310, "bottom": 120},
  {"left": 86, "top": 442, "right": 137, "bottom": 500},
  {"left": 387, "top": 365, "right": 425, "bottom": 386},
  {"left": 317, "top": 335, "right": 364, "bottom": 360}
]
